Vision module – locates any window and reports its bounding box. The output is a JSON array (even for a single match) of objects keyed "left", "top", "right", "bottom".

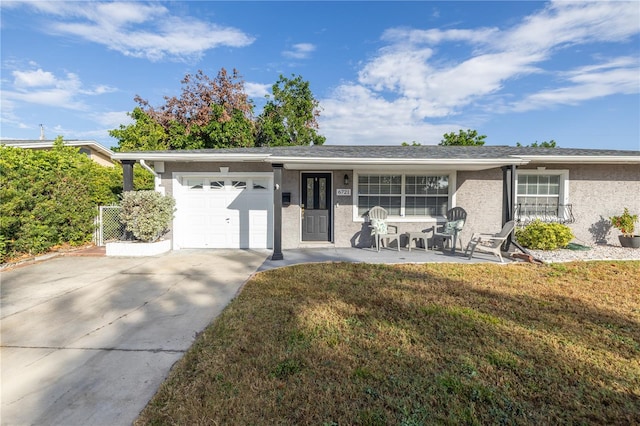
[
  {"left": 186, "top": 178, "right": 204, "bottom": 190},
  {"left": 358, "top": 174, "right": 402, "bottom": 215},
  {"left": 516, "top": 171, "right": 570, "bottom": 223},
  {"left": 231, "top": 180, "right": 247, "bottom": 190},
  {"left": 253, "top": 179, "right": 269, "bottom": 190},
  {"left": 405, "top": 175, "right": 449, "bottom": 216},
  {"left": 209, "top": 180, "right": 225, "bottom": 190},
  {"left": 357, "top": 173, "right": 450, "bottom": 217}
]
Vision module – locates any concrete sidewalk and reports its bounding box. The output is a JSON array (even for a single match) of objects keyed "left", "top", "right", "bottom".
[{"left": 1, "top": 250, "right": 269, "bottom": 426}]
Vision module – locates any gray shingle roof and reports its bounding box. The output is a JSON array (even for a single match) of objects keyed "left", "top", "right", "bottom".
[{"left": 117, "top": 144, "right": 639, "bottom": 159}]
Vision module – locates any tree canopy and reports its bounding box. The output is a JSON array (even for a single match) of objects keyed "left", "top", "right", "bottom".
[
  {"left": 256, "top": 74, "right": 325, "bottom": 146},
  {"left": 112, "top": 69, "right": 324, "bottom": 150},
  {"left": 516, "top": 140, "right": 558, "bottom": 148},
  {"left": 439, "top": 129, "right": 486, "bottom": 146}
]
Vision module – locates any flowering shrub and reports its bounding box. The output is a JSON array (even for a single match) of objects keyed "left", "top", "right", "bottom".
[
  {"left": 120, "top": 191, "right": 175, "bottom": 242},
  {"left": 609, "top": 208, "right": 638, "bottom": 237}
]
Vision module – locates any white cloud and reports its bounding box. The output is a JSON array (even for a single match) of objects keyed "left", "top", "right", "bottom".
[
  {"left": 91, "top": 111, "right": 134, "bottom": 128},
  {"left": 18, "top": 1, "right": 255, "bottom": 62},
  {"left": 320, "top": 1, "right": 640, "bottom": 145},
  {"left": 319, "top": 84, "right": 456, "bottom": 145},
  {"left": 12, "top": 68, "right": 57, "bottom": 87},
  {"left": 501, "top": 1, "right": 640, "bottom": 55},
  {"left": 4, "top": 67, "right": 116, "bottom": 110},
  {"left": 282, "top": 43, "right": 316, "bottom": 59},
  {"left": 512, "top": 56, "right": 640, "bottom": 112},
  {"left": 245, "top": 82, "right": 271, "bottom": 99}
]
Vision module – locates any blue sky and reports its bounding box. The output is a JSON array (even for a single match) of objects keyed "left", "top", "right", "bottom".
[{"left": 1, "top": 1, "right": 639, "bottom": 151}]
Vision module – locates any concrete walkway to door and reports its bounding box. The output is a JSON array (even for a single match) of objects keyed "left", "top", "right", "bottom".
[{"left": 0, "top": 249, "right": 270, "bottom": 426}]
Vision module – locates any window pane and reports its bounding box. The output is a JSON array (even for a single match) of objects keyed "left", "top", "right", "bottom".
[
  {"left": 209, "top": 180, "right": 224, "bottom": 190},
  {"left": 186, "top": 178, "right": 204, "bottom": 190},
  {"left": 306, "top": 178, "right": 315, "bottom": 209},
  {"left": 253, "top": 180, "right": 268, "bottom": 190},
  {"left": 549, "top": 176, "right": 559, "bottom": 195},
  {"left": 319, "top": 178, "right": 327, "bottom": 210}
]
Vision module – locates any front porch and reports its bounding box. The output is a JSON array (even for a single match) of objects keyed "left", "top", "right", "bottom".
[{"left": 257, "top": 245, "right": 512, "bottom": 272}]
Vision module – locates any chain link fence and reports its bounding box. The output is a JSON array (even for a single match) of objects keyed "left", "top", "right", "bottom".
[{"left": 95, "top": 206, "right": 124, "bottom": 246}]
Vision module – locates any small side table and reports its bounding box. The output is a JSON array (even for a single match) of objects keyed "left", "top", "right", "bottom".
[{"left": 405, "top": 232, "right": 428, "bottom": 251}]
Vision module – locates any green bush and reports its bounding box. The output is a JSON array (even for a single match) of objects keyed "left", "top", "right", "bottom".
[
  {"left": 119, "top": 190, "right": 175, "bottom": 242},
  {"left": 0, "top": 140, "right": 116, "bottom": 262},
  {"left": 0, "top": 138, "right": 155, "bottom": 263},
  {"left": 515, "top": 220, "right": 574, "bottom": 250}
]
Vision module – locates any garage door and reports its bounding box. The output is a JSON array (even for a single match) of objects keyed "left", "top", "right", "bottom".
[{"left": 174, "top": 174, "right": 273, "bottom": 249}]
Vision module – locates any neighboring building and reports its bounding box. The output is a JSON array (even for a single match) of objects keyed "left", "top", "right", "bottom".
[
  {"left": 1, "top": 139, "right": 116, "bottom": 167},
  {"left": 112, "top": 145, "right": 640, "bottom": 259}
]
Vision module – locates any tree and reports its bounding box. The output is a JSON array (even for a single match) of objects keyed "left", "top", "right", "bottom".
[
  {"left": 401, "top": 141, "right": 421, "bottom": 146},
  {"left": 516, "top": 140, "right": 558, "bottom": 148},
  {"left": 114, "top": 70, "right": 326, "bottom": 150},
  {"left": 439, "top": 129, "right": 486, "bottom": 146},
  {"left": 110, "top": 107, "right": 169, "bottom": 152},
  {"left": 122, "top": 68, "right": 255, "bottom": 150},
  {"left": 256, "top": 74, "right": 325, "bottom": 146}
]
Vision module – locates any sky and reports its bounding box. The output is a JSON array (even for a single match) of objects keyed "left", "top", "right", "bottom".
[{"left": 1, "top": 1, "right": 639, "bottom": 151}]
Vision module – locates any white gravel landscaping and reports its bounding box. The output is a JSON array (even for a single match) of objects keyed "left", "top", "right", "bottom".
[{"left": 526, "top": 244, "right": 640, "bottom": 263}]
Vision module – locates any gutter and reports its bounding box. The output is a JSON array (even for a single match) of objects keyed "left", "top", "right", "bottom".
[
  {"left": 111, "top": 152, "right": 271, "bottom": 162},
  {"left": 266, "top": 156, "right": 531, "bottom": 168},
  {"left": 516, "top": 155, "right": 640, "bottom": 164}
]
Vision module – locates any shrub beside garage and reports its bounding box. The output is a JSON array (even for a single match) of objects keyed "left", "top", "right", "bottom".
[{"left": 0, "top": 139, "right": 152, "bottom": 263}]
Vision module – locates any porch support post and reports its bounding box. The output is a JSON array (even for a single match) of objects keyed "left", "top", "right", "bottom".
[
  {"left": 122, "top": 160, "right": 135, "bottom": 192},
  {"left": 501, "top": 164, "right": 517, "bottom": 251},
  {"left": 271, "top": 163, "right": 284, "bottom": 261},
  {"left": 501, "top": 164, "right": 516, "bottom": 224}
]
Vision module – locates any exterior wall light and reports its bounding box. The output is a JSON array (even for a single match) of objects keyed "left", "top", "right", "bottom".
[{"left": 344, "top": 174, "right": 350, "bottom": 186}]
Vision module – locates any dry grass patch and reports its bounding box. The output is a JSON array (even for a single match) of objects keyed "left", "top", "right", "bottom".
[{"left": 137, "top": 261, "right": 640, "bottom": 425}]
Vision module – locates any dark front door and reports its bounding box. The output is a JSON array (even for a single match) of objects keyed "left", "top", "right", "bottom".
[{"left": 301, "top": 173, "right": 332, "bottom": 241}]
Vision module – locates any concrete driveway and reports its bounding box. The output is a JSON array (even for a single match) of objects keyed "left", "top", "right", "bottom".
[{"left": 0, "top": 249, "right": 270, "bottom": 426}]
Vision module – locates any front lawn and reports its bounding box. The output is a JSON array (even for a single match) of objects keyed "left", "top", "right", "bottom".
[{"left": 137, "top": 261, "right": 640, "bottom": 425}]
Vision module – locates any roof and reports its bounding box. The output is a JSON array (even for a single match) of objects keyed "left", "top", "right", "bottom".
[
  {"left": 1, "top": 139, "right": 114, "bottom": 158},
  {"left": 111, "top": 145, "right": 640, "bottom": 171}
]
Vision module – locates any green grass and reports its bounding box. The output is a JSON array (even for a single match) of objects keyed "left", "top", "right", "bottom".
[{"left": 136, "top": 261, "right": 640, "bottom": 425}]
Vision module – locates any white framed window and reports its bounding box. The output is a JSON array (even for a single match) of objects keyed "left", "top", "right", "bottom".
[
  {"left": 516, "top": 170, "right": 569, "bottom": 222},
  {"left": 354, "top": 172, "right": 453, "bottom": 220}
]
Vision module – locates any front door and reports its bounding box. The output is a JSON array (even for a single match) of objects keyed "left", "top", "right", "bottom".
[{"left": 301, "top": 173, "right": 332, "bottom": 241}]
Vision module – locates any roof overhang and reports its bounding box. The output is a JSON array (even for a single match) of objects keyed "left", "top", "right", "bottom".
[
  {"left": 517, "top": 155, "right": 640, "bottom": 164},
  {"left": 111, "top": 150, "right": 640, "bottom": 170},
  {"left": 112, "top": 152, "right": 530, "bottom": 171},
  {"left": 111, "top": 152, "right": 271, "bottom": 162},
  {"left": 3, "top": 140, "right": 114, "bottom": 158},
  {"left": 273, "top": 157, "right": 529, "bottom": 171}
]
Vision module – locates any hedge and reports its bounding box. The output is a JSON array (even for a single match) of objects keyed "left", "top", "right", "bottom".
[{"left": 0, "top": 138, "right": 152, "bottom": 262}]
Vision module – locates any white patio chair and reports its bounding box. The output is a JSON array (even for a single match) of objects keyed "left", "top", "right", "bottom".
[
  {"left": 368, "top": 206, "right": 400, "bottom": 251},
  {"left": 465, "top": 220, "right": 515, "bottom": 263}
]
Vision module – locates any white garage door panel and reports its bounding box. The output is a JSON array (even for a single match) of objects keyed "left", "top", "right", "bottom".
[
  {"left": 176, "top": 174, "right": 273, "bottom": 249},
  {"left": 250, "top": 210, "right": 269, "bottom": 248}
]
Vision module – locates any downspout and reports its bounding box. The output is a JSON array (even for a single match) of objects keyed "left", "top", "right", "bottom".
[{"left": 140, "top": 159, "right": 165, "bottom": 195}]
